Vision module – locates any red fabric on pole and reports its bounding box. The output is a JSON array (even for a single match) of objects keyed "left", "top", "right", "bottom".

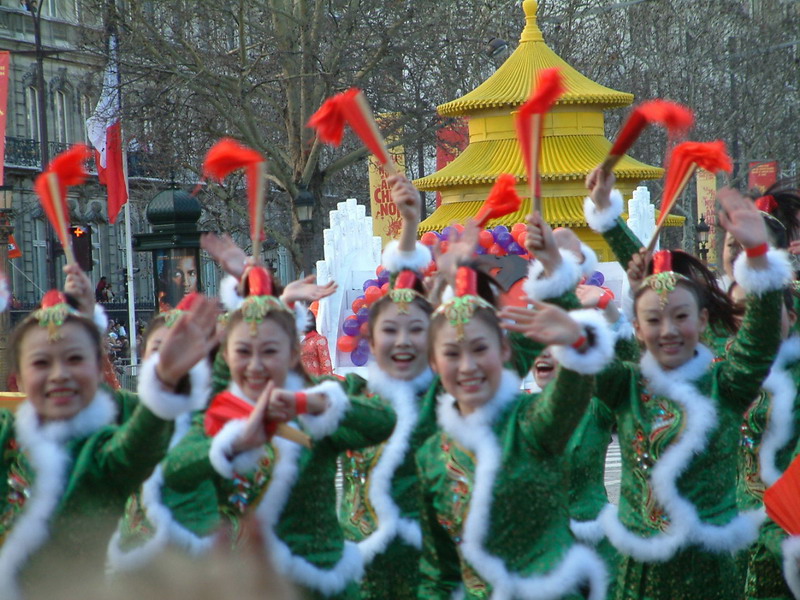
[
  {"left": 105, "top": 121, "right": 128, "bottom": 224},
  {"left": 475, "top": 174, "right": 521, "bottom": 227}
]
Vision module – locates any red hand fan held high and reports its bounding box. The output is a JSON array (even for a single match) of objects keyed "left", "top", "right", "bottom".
[{"left": 475, "top": 174, "right": 522, "bottom": 228}]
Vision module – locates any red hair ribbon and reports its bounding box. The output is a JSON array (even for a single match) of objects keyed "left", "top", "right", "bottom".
[
  {"left": 475, "top": 174, "right": 522, "bottom": 227},
  {"left": 454, "top": 266, "right": 478, "bottom": 297},
  {"left": 755, "top": 195, "right": 778, "bottom": 214}
]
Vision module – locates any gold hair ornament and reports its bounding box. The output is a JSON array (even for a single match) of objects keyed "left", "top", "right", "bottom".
[{"left": 434, "top": 295, "right": 494, "bottom": 341}]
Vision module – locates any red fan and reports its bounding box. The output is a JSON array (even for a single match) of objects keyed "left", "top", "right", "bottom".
[
  {"left": 308, "top": 88, "right": 397, "bottom": 177},
  {"left": 34, "top": 144, "right": 91, "bottom": 266},
  {"left": 515, "top": 68, "right": 566, "bottom": 214},
  {"left": 765, "top": 453, "right": 800, "bottom": 535},
  {"left": 203, "top": 139, "right": 266, "bottom": 258},
  {"left": 601, "top": 100, "right": 694, "bottom": 176},
  {"left": 475, "top": 174, "right": 522, "bottom": 227},
  {"left": 645, "top": 140, "right": 732, "bottom": 253}
]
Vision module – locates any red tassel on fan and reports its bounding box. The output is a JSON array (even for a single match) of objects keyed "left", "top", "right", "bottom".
[
  {"left": 34, "top": 144, "right": 90, "bottom": 263},
  {"left": 308, "top": 88, "right": 396, "bottom": 174},
  {"left": 603, "top": 100, "right": 694, "bottom": 175},
  {"left": 765, "top": 453, "right": 800, "bottom": 535},
  {"left": 475, "top": 174, "right": 521, "bottom": 227},
  {"left": 203, "top": 139, "right": 266, "bottom": 245},
  {"left": 515, "top": 68, "right": 566, "bottom": 212}
]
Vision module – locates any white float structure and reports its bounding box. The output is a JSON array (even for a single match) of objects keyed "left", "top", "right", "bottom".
[{"left": 316, "top": 198, "right": 382, "bottom": 377}]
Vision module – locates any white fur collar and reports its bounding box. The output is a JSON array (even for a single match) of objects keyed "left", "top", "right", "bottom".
[
  {"left": 227, "top": 372, "right": 306, "bottom": 404},
  {"left": 355, "top": 363, "right": 435, "bottom": 561},
  {"left": 579, "top": 243, "right": 599, "bottom": 279},
  {"left": 437, "top": 369, "right": 608, "bottom": 599},
  {"left": 600, "top": 344, "right": 764, "bottom": 561},
  {"left": 0, "top": 391, "right": 116, "bottom": 596},
  {"left": 758, "top": 335, "right": 800, "bottom": 486}
]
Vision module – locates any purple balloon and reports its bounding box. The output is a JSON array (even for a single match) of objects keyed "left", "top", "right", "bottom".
[
  {"left": 356, "top": 307, "right": 370, "bottom": 324},
  {"left": 357, "top": 338, "right": 370, "bottom": 353},
  {"left": 342, "top": 318, "right": 360, "bottom": 337},
  {"left": 377, "top": 270, "right": 390, "bottom": 284},
  {"left": 475, "top": 245, "right": 486, "bottom": 255},
  {"left": 492, "top": 225, "right": 509, "bottom": 236},
  {"left": 363, "top": 279, "right": 379, "bottom": 291},
  {"left": 442, "top": 226, "right": 457, "bottom": 240},
  {"left": 586, "top": 271, "right": 605, "bottom": 287},
  {"left": 351, "top": 348, "right": 369, "bottom": 366},
  {"left": 496, "top": 231, "right": 513, "bottom": 249},
  {"left": 507, "top": 241, "right": 525, "bottom": 255}
]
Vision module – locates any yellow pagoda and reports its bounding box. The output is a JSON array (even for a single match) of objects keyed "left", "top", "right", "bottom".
[{"left": 415, "top": 0, "right": 681, "bottom": 260}]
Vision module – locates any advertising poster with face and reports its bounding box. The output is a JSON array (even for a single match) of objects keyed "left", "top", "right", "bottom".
[{"left": 154, "top": 248, "right": 200, "bottom": 311}]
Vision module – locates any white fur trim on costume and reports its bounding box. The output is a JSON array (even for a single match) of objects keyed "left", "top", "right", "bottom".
[
  {"left": 759, "top": 336, "right": 800, "bottom": 486},
  {"left": 522, "top": 249, "right": 581, "bottom": 302},
  {"left": 107, "top": 412, "right": 214, "bottom": 572},
  {"left": 601, "top": 345, "right": 764, "bottom": 562},
  {"left": 733, "top": 248, "right": 793, "bottom": 297},
  {"left": 579, "top": 243, "right": 599, "bottom": 279},
  {"left": 0, "top": 392, "right": 116, "bottom": 598},
  {"left": 209, "top": 419, "right": 267, "bottom": 479},
  {"left": 356, "top": 364, "right": 435, "bottom": 562},
  {"left": 782, "top": 535, "right": 800, "bottom": 599},
  {"left": 570, "top": 518, "right": 606, "bottom": 545},
  {"left": 550, "top": 309, "right": 615, "bottom": 375},
  {"left": 256, "top": 430, "right": 364, "bottom": 595},
  {"left": 297, "top": 380, "right": 351, "bottom": 440},
  {"left": 381, "top": 240, "right": 432, "bottom": 274},
  {"left": 293, "top": 302, "right": 311, "bottom": 335},
  {"left": 583, "top": 189, "right": 623, "bottom": 234},
  {"left": 93, "top": 303, "right": 109, "bottom": 332},
  {"left": 137, "top": 353, "right": 211, "bottom": 420},
  {"left": 219, "top": 275, "right": 244, "bottom": 312},
  {"left": 437, "top": 369, "right": 607, "bottom": 600}
]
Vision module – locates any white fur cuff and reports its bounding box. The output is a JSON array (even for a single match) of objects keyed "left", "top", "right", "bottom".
[
  {"left": 93, "top": 304, "right": 109, "bottom": 332},
  {"left": 522, "top": 249, "right": 581, "bottom": 302},
  {"left": 782, "top": 535, "right": 800, "bottom": 599},
  {"left": 583, "top": 189, "right": 624, "bottom": 233},
  {"left": 733, "top": 248, "right": 793, "bottom": 297},
  {"left": 209, "top": 419, "right": 267, "bottom": 479},
  {"left": 297, "top": 380, "right": 351, "bottom": 439},
  {"left": 551, "top": 309, "right": 615, "bottom": 375},
  {"left": 580, "top": 243, "right": 599, "bottom": 279},
  {"left": 382, "top": 240, "right": 432, "bottom": 274},
  {"left": 137, "top": 353, "right": 211, "bottom": 420},
  {"left": 219, "top": 275, "right": 244, "bottom": 312},
  {"left": 293, "top": 302, "right": 311, "bottom": 335}
]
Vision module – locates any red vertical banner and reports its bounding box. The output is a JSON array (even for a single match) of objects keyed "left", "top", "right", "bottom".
[
  {"left": 748, "top": 161, "right": 779, "bottom": 195},
  {"left": 435, "top": 117, "right": 469, "bottom": 207},
  {"left": 0, "top": 52, "right": 10, "bottom": 185}
]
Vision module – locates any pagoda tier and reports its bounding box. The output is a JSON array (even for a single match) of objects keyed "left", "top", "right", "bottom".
[{"left": 415, "top": 0, "right": 681, "bottom": 260}]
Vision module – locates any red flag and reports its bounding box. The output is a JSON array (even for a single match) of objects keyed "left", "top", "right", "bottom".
[
  {"left": 7, "top": 234, "right": 21, "bottom": 259},
  {"left": 475, "top": 174, "right": 521, "bottom": 227},
  {"left": 86, "top": 38, "right": 128, "bottom": 224}
]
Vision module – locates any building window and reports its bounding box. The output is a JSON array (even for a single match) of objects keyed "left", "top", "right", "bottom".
[
  {"left": 54, "top": 90, "right": 69, "bottom": 143},
  {"left": 26, "top": 87, "right": 40, "bottom": 141},
  {"left": 80, "top": 94, "right": 93, "bottom": 143}
]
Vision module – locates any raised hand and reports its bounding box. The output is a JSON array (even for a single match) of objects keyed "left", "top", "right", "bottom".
[
  {"left": 626, "top": 248, "right": 649, "bottom": 291},
  {"left": 435, "top": 221, "right": 480, "bottom": 283},
  {"left": 499, "top": 301, "right": 585, "bottom": 347},
  {"left": 63, "top": 263, "right": 95, "bottom": 318},
  {"left": 201, "top": 233, "right": 250, "bottom": 279},
  {"left": 233, "top": 381, "right": 276, "bottom": 453},
  {"left": 525, "top": 211, "right": 562, "bottom": 275},
  {"left": 155, "top": 295, "right": 221, "bottom": 389},
  {"left": 717, "top": 187, "right": 768, "bottom": 255},
  {"left": 281, "top": 275, "right": 338, "bottom": 305},
  {"left": 388, "top": 174, "right": 421, "bottom": 222},
  {"left": 585, "top": 165, "right": 616, "bottom": 211}
]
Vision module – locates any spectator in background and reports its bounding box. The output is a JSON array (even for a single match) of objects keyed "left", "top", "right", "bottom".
[
  {"left": 95, "top": 276, "right": 108, "bottom": 302},
  {"left": 300, "top": 302, "right": 332, "bottom": 376}
]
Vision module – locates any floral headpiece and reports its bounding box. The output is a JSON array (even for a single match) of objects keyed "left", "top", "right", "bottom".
[
  {"left": 388, "top": 270, "right": 425, "bottom": 314},
  {"left": 433, "top": 266, "right": 494, "bottom": 340},
  {"left": 31, "top": 290, "right": 80, "bottom": 341},
  {"left": 639, "top": 250, "right": 690, "bottom": 308},
  {"left": 163, "top": 292, "right": 204, "bottom": 328},
  {"left": 237, "top": 266, "right": 291, "bottom": 336},
  {"left": 755, "top": 195, "right": 778, "bottom": 214}
]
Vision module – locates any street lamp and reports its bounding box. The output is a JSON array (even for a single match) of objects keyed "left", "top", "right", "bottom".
[
  {"left": 295, "top": 187, "right": 315, "bottom": 225},
  {"left": 0, "top": 185, "right": 14, "bottom": 391},
  {"left": 696, "top": 215, "right": 710, "bottom": 264}
]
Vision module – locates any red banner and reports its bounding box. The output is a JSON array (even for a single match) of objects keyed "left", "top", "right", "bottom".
[
  {"left": 0, "top": 52, "right": 9, "bottom": 186},
  {"left": 748, "top": 161, "right": 779, "bottom": 195},
  {"left": 435, "top": 118, "right": 469, "bottom": 207}
]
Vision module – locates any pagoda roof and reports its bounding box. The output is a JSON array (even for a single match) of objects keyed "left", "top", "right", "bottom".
[
  {"left": 438, "top": 0, "right": 633, "bottom": 117},
  {"left": 417, "top": 196, "right": 684, "bottom": 233},
  {"left": 414, "top": 136, "right": 663, "bottom": 190}
]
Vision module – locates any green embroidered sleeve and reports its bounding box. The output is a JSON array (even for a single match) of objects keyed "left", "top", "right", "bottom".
[
  {"left": 520, "top": 367, "right": 594, "bottom": 455},
  {"left": 112, "top": 388, "right": 139, "bottom": 425},
  {"left": 416, "top": 438, "right": 463, "bottom": 599},
  {"left": 161, "top": 414, "right": 220, "bottom": 494},
  {"left": 719, "top": 289, "right": 783, "bottom": 410},
  {"left": 325, "top": 393, "right": 397, "bottom": 452},
  {"left": 603, "top": 219, "right": 644, "bottom": 268}
]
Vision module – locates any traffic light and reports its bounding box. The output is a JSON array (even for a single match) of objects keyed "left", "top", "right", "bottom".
[{"left": 70, "top": 225, "right": 93, "bottom": 272}]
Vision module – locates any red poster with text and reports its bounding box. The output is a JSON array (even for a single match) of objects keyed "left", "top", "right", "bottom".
[
  {"left": 748, "top": 161, "right": 779, "bottom": 195},
  {"left": 0, "top": 52, "right": 9, "bottom": 186}
]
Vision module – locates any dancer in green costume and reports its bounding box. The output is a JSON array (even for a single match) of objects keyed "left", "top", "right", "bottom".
[{"left": 583, "top": 168, "right": 791, "bottom": 599}]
